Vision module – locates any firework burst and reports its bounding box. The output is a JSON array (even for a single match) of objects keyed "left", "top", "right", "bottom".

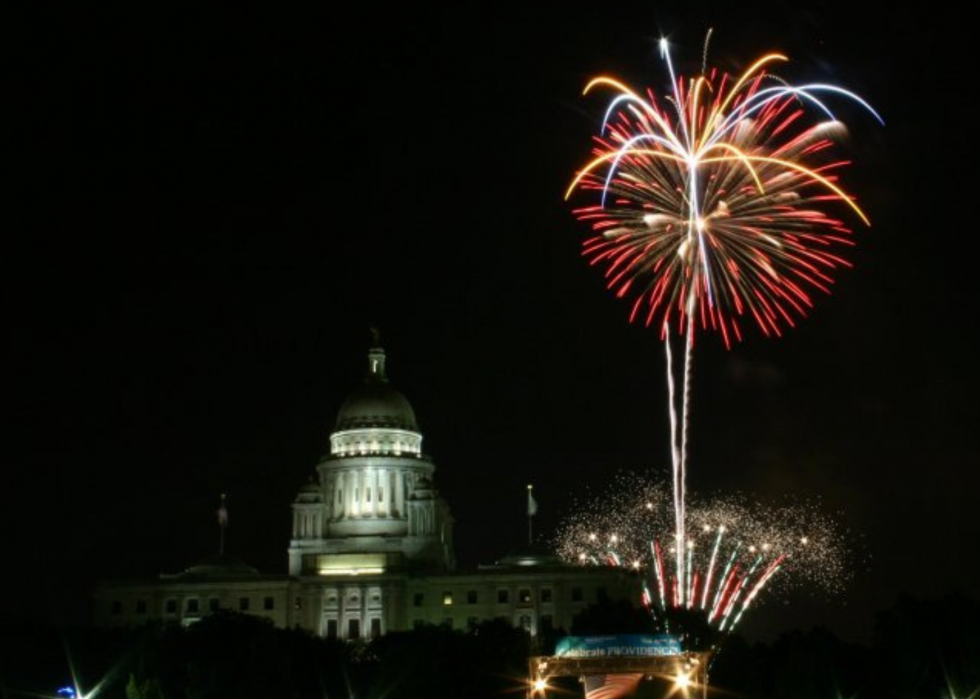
[
  {"left": 567, "top": 38, "right": 882, "bottom": 346},
  {"left": 565, "top": 37, "right": 880, "bottom": 605},
  {"left": 555, "top": 475, "right": 850, "bottom": 642}
]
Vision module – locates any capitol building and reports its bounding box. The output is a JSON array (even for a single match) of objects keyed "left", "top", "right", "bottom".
[{"left": 95, "top": 342, "right": 637, "bottom": 639}]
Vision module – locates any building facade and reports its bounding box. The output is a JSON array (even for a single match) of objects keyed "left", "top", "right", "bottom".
[{"left": 95, "top": 343, "right": 638, "bottom": 638}]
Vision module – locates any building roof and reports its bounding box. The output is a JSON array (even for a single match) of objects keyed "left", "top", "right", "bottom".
[
  {"left": 295, "top": 480, "right": 322, "bottom": 503},
  {"left": 495, "top": 544, "right": 566, "bottom": 568},
  {"left": 171, "top": 554, "right": 262, "bottom": 581}
]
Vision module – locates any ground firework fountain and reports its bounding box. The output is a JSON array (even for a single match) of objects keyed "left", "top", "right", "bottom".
[{"left": 555, "top": 475, "right": 849, "bottom": 647}]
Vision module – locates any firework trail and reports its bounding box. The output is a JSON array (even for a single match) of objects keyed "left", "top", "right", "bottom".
[
  {"left": 566, "top": 35, "right": 881, "bottom": 602},
  {"left": 556, "top": 475, "right": 850, "bottom": 639}
]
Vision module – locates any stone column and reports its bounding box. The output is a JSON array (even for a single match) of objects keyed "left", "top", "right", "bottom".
[
  {"left": 395, "top": 469, "right": 404, "bottom": 517},
  {"left": 346, "top": 470, "right": 355, "bottom": 519},
  {"left": 354, "top": 470, "right": 361, "bottom": 517},
  {"left": 379, "top": 468, "right": 387, "bottom": 517}
]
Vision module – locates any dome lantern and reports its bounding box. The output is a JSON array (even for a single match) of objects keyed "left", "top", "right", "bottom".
[{"left": 367, "top": 345, "right": 387, "bottom": 383}]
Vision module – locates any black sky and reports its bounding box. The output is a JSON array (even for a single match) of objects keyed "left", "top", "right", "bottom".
[{"left": 8, "top": 2, "right": 978, "bottom": 642}]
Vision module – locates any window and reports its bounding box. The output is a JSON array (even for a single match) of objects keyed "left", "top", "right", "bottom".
[
  {"left": 371, "top": 618, "right": 382, "bottom": 639},
  {"left": 294, "top": 597, "right": 302, "bottom": 611},
  {"left": 337, "top": 489, "right": 342, "bottom": 504},
  {"left": 519, "top": 588, "right": 532, "bottom": 603},
  {"left": 596, "top": 587, "right": 608, "bottom": 601},
  {"left": 111, "top": 601, "right": 122, "bottom": 615},
  {"left": 541, "top": 588, "right": 553, "bottom": 603},
  {"left": 348, "top": 619, "right": 360, "bottom": 640},
  {"left": 187, "top": 599, "right": 199, "bottom": 614},
  {"left": 443, "top": 591, "right": 453, "bottom": 606},
  {"left": 467, "top": 590, "right": 478, "bottom": 604},
  {"left": 264, "top": 596, "right": 275, "bottom": 611},
  {"left": 541, "top": 615, "right": 553, "bottom": 632},
  {"left": 442, "top": 617, "right": 453, "bottom": 629},
  {"left": 354, "top": 488, "right": 359, "bottom": 501},
  {"left": 467, "top": 616, "right": 479, "bottom": 631},
  {"left": 519, "top": 615, "right": 532, "bottom": 632},
  {"left": 414, "top": 593, "right": 424, "bottom": 607},
  {"left": 327, "top": 619, "right": 338, "bottom": 639},
  {"left": 571, "top": 587, "right": 583, "bottom": 602},
  {"left": 239, "top": 597, "right": 250, "bottom": 611},
  {"left": 378, "top": 487, "right": 384, "bottom": 502},
  {"left": 166, "top": 599, "right": 177, "bottom": 614},
  {"left": 366, "top": 488, "right": 371, "bottom": 502},
  {"left": 497, "top": 589, "right": 509, "bottom": 604},
  {"left": 136, "top": 599, "right": 147, "bottom": 614},
  {"left": 209, "top": 598, "right": 220, "bottom": 612}
]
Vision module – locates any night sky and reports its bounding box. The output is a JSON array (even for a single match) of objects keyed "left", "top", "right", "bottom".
[{"left": 8, "top": 3, "right": 977, "bottom": 642}]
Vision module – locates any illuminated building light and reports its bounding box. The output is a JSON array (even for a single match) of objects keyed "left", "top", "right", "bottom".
[{"left": 317, "top": 553, "right": 386, "bottom": 576}]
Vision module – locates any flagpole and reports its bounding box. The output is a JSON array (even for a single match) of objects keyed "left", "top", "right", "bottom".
[
  {"left": 218, "top": 493, "right": 228, "bottom": 555},
  {"left": 527, "top": 484, "right": 533, "bottom": 546}
]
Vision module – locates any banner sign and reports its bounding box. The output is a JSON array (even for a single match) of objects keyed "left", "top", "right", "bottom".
[{"left": 555, "top": 634, "right": 682, "bottom": 658}]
